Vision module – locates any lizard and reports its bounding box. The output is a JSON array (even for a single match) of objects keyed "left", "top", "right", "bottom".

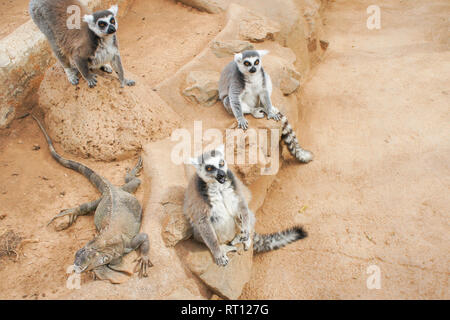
[{"left": 32, "top": 114, "right": 152, "bottom": 280}]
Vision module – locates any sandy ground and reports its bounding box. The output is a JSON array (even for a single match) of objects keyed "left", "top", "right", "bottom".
[
  {"left": 0, "top": 0, "right": 30, "bottom": 39},
  {"left": 241, "top": 0, "right": 449, "bottom": 299},
  {"left": 0, "top": 0, "right": 222, "bottom": 299},
  {"left": 0, "top": 0, "right": 448, "bottom": 300}
]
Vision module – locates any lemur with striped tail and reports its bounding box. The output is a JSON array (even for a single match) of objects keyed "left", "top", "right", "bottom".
[
  {"left": 184, "top": 145, "right": 307, "bottom": 266},
  {"left": 218, "top": 50, "right": 314, "bottom": 163}
]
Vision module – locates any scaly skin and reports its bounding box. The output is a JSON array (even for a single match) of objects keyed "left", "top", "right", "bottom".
[{"left": 33, "top": 115, "right": 152, "bottom": 279}]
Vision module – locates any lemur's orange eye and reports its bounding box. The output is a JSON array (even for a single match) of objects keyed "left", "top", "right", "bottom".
[
  {"left": 244, "top": 61, "right": 251, "bottom": 67},
  {"left": 98, "top": 21, "right": 107, "bottom": 28},
  {"left": 254, "top": 59, "right": 259, "bottom": 65},
  {"left": 206, "top": 165, "right": 214, "bottom": 172},
  {"left": 110, "top": 18, "right": 115, "bottom": 24}
]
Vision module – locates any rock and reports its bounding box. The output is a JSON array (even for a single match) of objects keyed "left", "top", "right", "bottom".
[
  {"left": 180, "top": 239, "right": 253, "bottom": 299},
  {"left": 239, "top": 14, "right": 280, "bottom": 42},
  {"left": 162, "top": 205, "right": 192, "bottom": 247},
  {"left": 0, "top": 106, "right": 15, "bottom": 129},
  {"left": 183, "top": 71, "right": 220, "bottom": 107},
  {"left": 210, "top": 40, "right": 254, "bottom": 58},
  {"left": 178, "top": 0, "right": 228, "bottom": 14},
  {"left": 280, "top": 76, "right": 300, "bottom": 95},
  {"left": 37, "top": 64, "right": 180, "bottom": 161}
]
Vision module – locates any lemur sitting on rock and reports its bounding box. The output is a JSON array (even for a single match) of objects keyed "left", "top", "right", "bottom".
[
  {"left": 184, "top": 145, "right": 308, "bottom": 267},
  {"left": 30, "top": 0, "right": 135, "bottom": 88},
  {"left": 218, "top": 50, "right": 314, "bottom": 163}
]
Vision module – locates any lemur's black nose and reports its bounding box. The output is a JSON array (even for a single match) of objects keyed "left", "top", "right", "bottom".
[
  {"left": 216, "top": 170, "right": 226, "bottom": 184},
  {"left": 107, "top": 25, "right": 116, "bottom": 34},
  {"left": 249, "top": 67, "right": 256, "bottom": 73}
]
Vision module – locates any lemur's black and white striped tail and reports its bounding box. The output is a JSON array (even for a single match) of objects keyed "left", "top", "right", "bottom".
[
  {"left": 279, "top": 113, "right": 314, "bottom": 163},
  {"left": 253, "top": 226, "right": 307, "bottom": 253}
]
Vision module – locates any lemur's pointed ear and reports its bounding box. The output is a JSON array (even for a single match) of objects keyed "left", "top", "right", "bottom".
[
  {"left": 216, "top": 144, "right": 225, "bottom": 155},
  {"left": 189, "top": 157, "right": 200, "bottom": 167},
  {"left": 234, "top": 53, "right": 243, "bottom": 63},
  {"left": 257, "top": 50, "right": 269, "bottom": 57},
  {"left": 83, "top": 14, "right": 94, "bottom": 24},
  {"left": 109, "top": 4, "right": 119, "bottom": 16}
]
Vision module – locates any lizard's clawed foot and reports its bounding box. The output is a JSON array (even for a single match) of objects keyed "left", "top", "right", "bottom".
[
  {"left": 133, "top": 255, "right": 153, "bottom": 278},
  {"left": 47, "top": 208, "right": 78, "bottom": 230}
]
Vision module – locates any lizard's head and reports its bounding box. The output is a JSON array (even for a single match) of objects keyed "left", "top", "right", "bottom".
[
  {"left": 234, "top": 50, "right": 269, "bottom": 75},
  {"left": 73, "top": 241, "right": 114, "bottom": 273},
  {"left": 189, "top": 145, "right": 228, "bottom": 184}
]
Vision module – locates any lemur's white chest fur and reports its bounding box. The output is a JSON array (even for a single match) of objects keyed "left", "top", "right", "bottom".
[
  {"left": 240, "top": 71, "right": 272, "bottom": 114},
  {"left": 208, "top": 180, "right": 240, "bottom": 243},
  {"left": 90, "top": 35, "right": 118, "bottom": 69}
]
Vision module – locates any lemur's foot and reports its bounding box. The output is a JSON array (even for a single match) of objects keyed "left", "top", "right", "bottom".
[
  {"left": 121, "top": 79, "right": 136, "bottom": 88},
  {"left": 100, "top": 65, "right": 113, "bottom": 73},
  {"left": 214, "top": 253, "right": 229, "bottom": 267},
  {"left": 251, "top": 107, "right": 266, "bottom": 119},
  {"left": 243, "top": 238, "right": 252, "bottom": 251},
  {"left": 267, "top": 111, "right": 281, "bottom": 121},
  {"left": 237, "top": 117, "right": 248, "bottom": 130},
  {"left": 214, "top": 245, "right": 237, "bottom": 267},
  {"left": 64, "top": 68, "right": 79, "bottom": 85},
  {"left": 133, "top": 255, "right": 153, "bottom": 278},
  {"left": 47, "top": 208, "right": 78, "bottom": 230},
  {"left": 87, "top": 74, "right": 97, "bottom": 88},
  {"left": 231, "top": 230, "right": 251, "bottom": 251}
]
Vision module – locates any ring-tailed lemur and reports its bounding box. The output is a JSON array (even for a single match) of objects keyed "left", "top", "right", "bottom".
[
  {"left": 30, "top": 0, "right": 135, "bottom": 88},
  {"left": 184, "top": 145, "right": 307, "bottom": 266},
  {"left": 218, "top": 50, "right": 313, "bottom": 163}
]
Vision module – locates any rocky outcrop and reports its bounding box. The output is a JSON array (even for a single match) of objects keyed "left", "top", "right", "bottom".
[
  {"left": 182, "top": 71, "right": 221, "bottom": 107},
  {"left": 210, "top": 40, "right": 254, "bottom": 58},
  {"left": 179, "top": 241, "right": 253, "bottom": 299},
  {"left": 178, "top": 0, "right": 228, "bottom": 14},
  {"left": 37, "top": 65, "right": 180, "bottom": 160}
]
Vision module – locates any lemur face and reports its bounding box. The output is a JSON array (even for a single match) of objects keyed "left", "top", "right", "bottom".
[
  {"left": 234, "top": 50, "right": 269, "bottom": 75},
  {"left": 83, "top": 5, "right": 119, "bottom": 37},
  {"left": 190, "top": 145, "right": 228, "bottom": 184}
]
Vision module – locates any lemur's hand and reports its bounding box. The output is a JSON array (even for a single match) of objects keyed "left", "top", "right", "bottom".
[{"left": 237, "top": 117, "right": 248, "bottom": 130}]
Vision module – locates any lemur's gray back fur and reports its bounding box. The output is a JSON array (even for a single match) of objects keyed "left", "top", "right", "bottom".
[{"left": 218, "top": 50, "right": 313, "bottom": 163}]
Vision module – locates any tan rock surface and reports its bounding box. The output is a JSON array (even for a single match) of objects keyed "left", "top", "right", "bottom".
[
  {"left": 183, "top": 71, "right": 221, "bottom": 107},
  {"left": 37, "top": 65, "right": 180, "bottom": 160}
]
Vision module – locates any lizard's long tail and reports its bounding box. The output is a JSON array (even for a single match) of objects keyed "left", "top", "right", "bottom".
[
  {"left": 253, "top": 226, "right": 307, "bottom": 253},
  {"left": 32, "top": 114, "right": 109, "bottom": 193},
  {"left": 279, "top": 112, "right": 314, "bottom": 163}
]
